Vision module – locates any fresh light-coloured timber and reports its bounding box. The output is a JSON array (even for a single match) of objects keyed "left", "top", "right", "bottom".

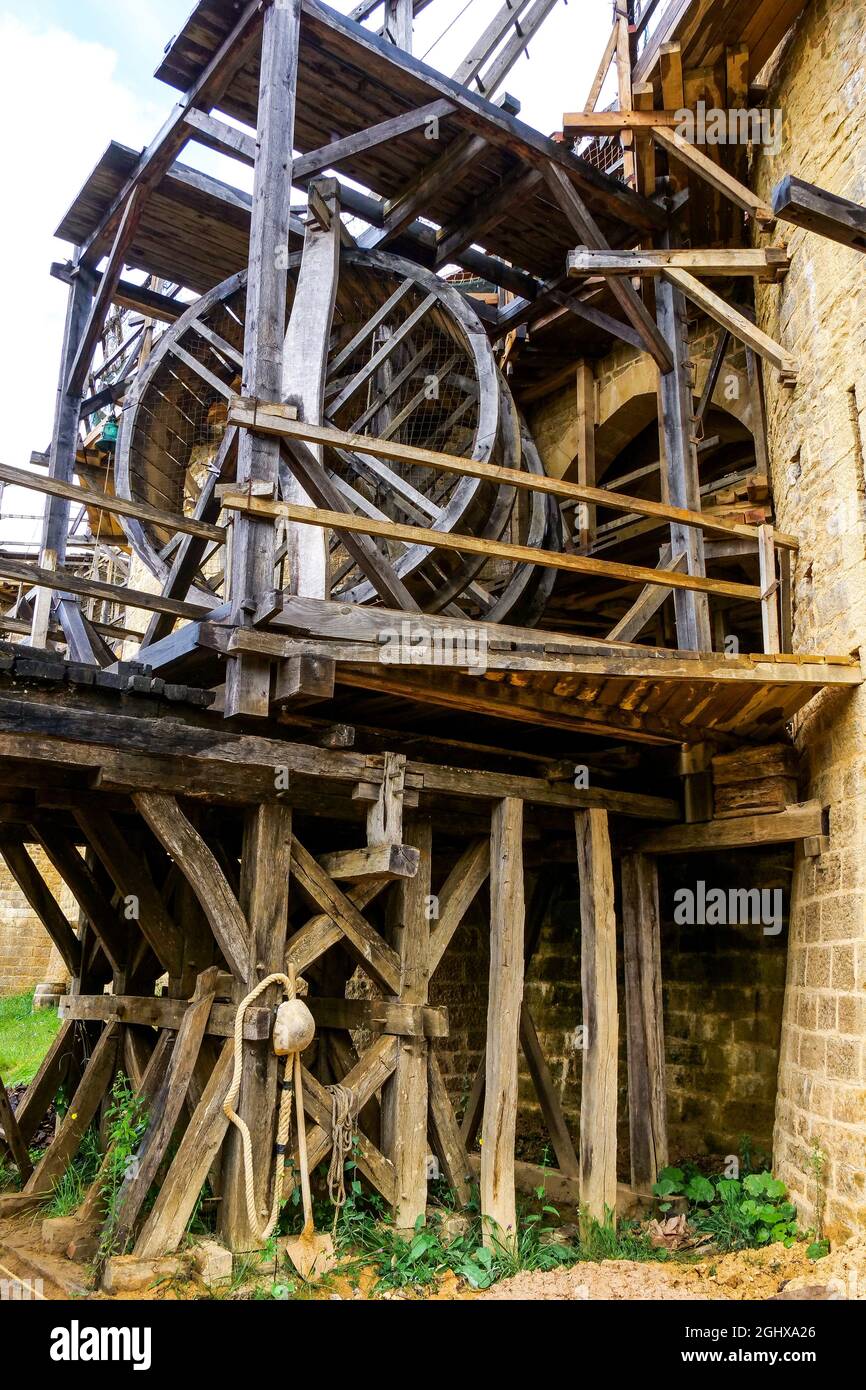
[
  {"left": 481, "top": 798, "right": 524, "bottom": 1251},
  {"left": 226, "top": 398, "right": 799, "bottom": 549},
  {"left": 563, "top": 109, "right": 683, "bottom": 134},
  {"left": 662, "top": 268, "right": 798, "bottom": 378},
  {"left": 221, "top": 492, "right": 765, "bottom": 603},
  {"left": 567, "top": 247, "right": 789, "bottom": 279},
  {"left": 576, "top": 809, "right": 618, "bottom": 1229},
  {"left": 650, "top": 124, "right": 775, "bottom": 223}
]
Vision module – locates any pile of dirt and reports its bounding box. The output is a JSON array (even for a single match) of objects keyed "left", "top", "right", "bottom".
[{"left": 477, "top": 1241, "right": 862, "bottom": 1301}]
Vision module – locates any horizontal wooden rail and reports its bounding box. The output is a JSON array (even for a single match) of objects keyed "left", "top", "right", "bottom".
[
  {"left": 0, "top": 460, "right": 224, "bottom": 544},
  {"left": 221, "top": 494, "right": 763, "bottom": 602},
  {"left": 0, "top": 557, "right": 212, "bottom": 621},
  {"left": 227, "top": 398, "right": 799, "bottom": 550}
]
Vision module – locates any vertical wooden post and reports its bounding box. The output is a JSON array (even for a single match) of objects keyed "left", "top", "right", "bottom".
[
  {"left": 30, "top": 255, "right": 97, "bottom": 648},
  {"left": 219, "top": 803, "right": 292, "bottom": 1251},
  {"left": 226, "top": 0, "right": 301, "bottom": 718},
  {"left": 575, "top": 808, "right": 617, "bottom": 1231},
  {"left": 621, "top": 851, "right": 668, "bottom": 1192},
  {"left": 575, "top": 362, "right": 596, "bottom": 550},
  {"left": 481, "top": 797, "right": 524, "bottom": 1250},
  {"left": 758, "top": 524, "right": 781, "bottom": 654},
  {"left": 614, "top": 1, "right": 636, "bottom": 189},
  {"left": 383, "top": 818, "right": 432, "bottom": 1229},
  {"left": 384, "top": 0, "right": 413, "bottom": 52},
  {"left": 280, "top": 177, "right": 340, "bottom": 600},
  {"left": 656, "top": 244, "right": 713, "bottom": 652}
]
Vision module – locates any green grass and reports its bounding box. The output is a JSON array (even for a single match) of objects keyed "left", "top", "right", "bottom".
[{"left": 0, "top": 990, "right": 60, "bottom": 1086}]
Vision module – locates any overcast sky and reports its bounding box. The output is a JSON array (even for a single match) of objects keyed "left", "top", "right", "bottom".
[{"left": 0, "top": 0, "right": 616, "bottom": 549}]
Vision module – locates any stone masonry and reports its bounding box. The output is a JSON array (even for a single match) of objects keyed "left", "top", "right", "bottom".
[{"left": 753, "top": 0, "right": 866, "bottom": 1240}]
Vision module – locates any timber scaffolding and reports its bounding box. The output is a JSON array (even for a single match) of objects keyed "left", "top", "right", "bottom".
[{"left": 0, "top": 0, "right": 863, "bottom": 1270}]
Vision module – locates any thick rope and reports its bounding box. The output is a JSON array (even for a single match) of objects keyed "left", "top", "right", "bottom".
[
  {"left": 326, "top": 1083, "right": 359, "bottom": 1221},
  {"left": 223, "top": 972, "right": 294, "bottom": 1245}
]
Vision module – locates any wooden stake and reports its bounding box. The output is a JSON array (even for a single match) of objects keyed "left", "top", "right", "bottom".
[
  {"left": 382, "top": 819, "right": 432, "bottom": 1229},
  {"left": 575, "top": 809, "right": 617, "bottom": 1231},
  {"left": 219, "top": 805, "right": 292, "bottom": 1250},
  {"left": 621, "top": 852, "right": 668, "bottom": 1191},
  {"left": 481, "top": 798, "right": 524, "bottom": 1251}
]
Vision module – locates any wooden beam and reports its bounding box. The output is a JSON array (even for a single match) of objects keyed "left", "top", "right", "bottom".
[
  {"left": 382, "top": 819, "right": 432, "bottom": 1228},
  {"left": 109, "top": 968, "right": 221, "bottom": 1257},
  {"left": 318, "top": 843, "right": 419, "bottom": 883},
  {"left": 575, "top": 808, "right": 617, "bottom": 1230},
  {"left": 74, "top": 811, "right": 183, "bottom": 978},
  {"left": 771, "top": 174, "right": 866, "bottom": 252},
  {"left": 542, "top": 164, "right": 674, "bottom": 372},
  {"left": 564, "top": 109, "right": 681, "bottom": 135},
  {"left": 621, "top": 852, "right": 667, "bottom": 1191},
  {"left": 58, "top": 993, "right": 271, "bottom": 1041},
  {"left": 133, "top": 793, "right": 251, "bottom": 983},
  {"left": 0, "top": 460, "right": 224, "bottom": 545},
  {"left": 34, "top": 826, "right": 127, "bottom": 975},
  {"left": 279, "top": 178, "right": 341, "bottom": 602},
  {"left": 67, "top": 192, "right": 144, "bottom": 397},
  {"left": 290, "top": 837, "right": 402, "bottom": 992},
  {"left": 0, "top": 1075, "right": 32, "bottom": 1182},
  {"left": 8, "top": 1022, "right": 77, "bottom": 1146},
  {"left": 135, "top": 1039, "right": 233, "bottom": 1257},
  {"left": 220, "top": 804, "right": 292, "bottom": 1250},
  {"left": 472, "top": 0, "right": 560, "bottom": 97},
  {"left": 583, "top": 22, "right": 618, "bottom": 112},
  {"left": 0, "top": 836, "right": 82, "bottom": 978},
  {"left": 758, "top": 524, "right": 781, "bottom": 655},
  {"left": 228, "top": 399, "right": 799, "bottom": 547},
  {"left": 519, "top": 1004, "right": 579, "bottom": 1179},
  {"left": 225, "top": 0, "right": 302, "bottom": 719},
  {"left": 16, "top": 1024, "right": 119, "bottom": 1212},
  {"left": 568, "top": 247, "right": 789, "bottom": 279},
  {"left": 655, "top": 248, "right": 712, "bottom": 652},
  {"left": 614, "top": 0, "right": 636, "bottom": 187},
  {"left": 606, "top": 546, "right": 686, "bottom": 641},
  {"left": 428, "top": 838, "right": 490, "bottom": 974},
  {"left": 663, "top": 269, "right": 797, "bottom": 379},
  {"left": 481, "top": 798, "right": 524, "bottom": 1251},
  {"left": 293, "top": 100, "right": 454, "bottom": 178},
  {"left": 651, "top": 125, "right": 774, "bottom": 224},
  {"left": 222, "top": 492, "right": 765, "bottom": 603},
  {"left": 0, "top": 556, "right": 212, "bottom": 623},
  {"left": 574, "top": 361, "right": 596, "bottom": 549},
  {"left": 452, "top": 0, "right": 535, "bottom": 86},
  {"left": 435, "top": 166, "right": 542, "bottom": 266},
  {"left": 629, "top": 801, "right": 824, "bottom": 854},
  {"left": 30, "top": 257, "right": 98, "bottom": 649},
  {"left": 183, "top": 108, "right": 256, "bottom": 165}
]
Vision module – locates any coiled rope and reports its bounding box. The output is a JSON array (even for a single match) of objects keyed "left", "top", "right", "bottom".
[{"left": 326, "top": 1083, "right": 359, "bottom": 1219}]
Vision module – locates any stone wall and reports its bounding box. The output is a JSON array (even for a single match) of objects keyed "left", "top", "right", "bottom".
[
  {"left": 752, "top": 0, "right": 866, "bottom": 1240},
  {"left": 0, "top": 850, "right": 74, "bottom": 1000}
]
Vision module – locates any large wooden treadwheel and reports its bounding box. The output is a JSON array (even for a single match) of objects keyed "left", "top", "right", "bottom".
[{"left": 116, "top": 248, "right": 560, "bottom": 622}]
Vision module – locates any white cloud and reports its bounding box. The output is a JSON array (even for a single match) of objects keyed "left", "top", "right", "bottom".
[{"left": 0, "top": 15, "right": 165, "bottom": 547}]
